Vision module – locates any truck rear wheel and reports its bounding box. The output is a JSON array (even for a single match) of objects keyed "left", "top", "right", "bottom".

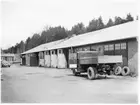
[{"left": 87, "top": 67, "right": 97, "bottom": 80}]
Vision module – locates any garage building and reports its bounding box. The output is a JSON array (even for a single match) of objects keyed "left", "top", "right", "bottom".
[
  {"left": 49, "top": 21, "right": 138, "bottom": 75},
  {"left": 21, "top": 21, "right": 138, "bottom": 75}
]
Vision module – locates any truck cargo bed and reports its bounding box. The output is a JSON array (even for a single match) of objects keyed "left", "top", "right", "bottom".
[
  {"left": 69, "top": 51, "right": 122, "bottom": 65},
  {"left": 79, "top": 55, "right": 122, "bottom": 64}
]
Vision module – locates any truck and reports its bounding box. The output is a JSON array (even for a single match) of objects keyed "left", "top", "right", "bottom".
[{"left": 69, "top": 51, "right": 123, "bottom": 80}]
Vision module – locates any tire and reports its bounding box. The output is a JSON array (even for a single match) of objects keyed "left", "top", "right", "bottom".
[
  {"left": 121, "top": 66, "right": 130, "bottom": 76},
  {"left": 72, "top": 69, "right": 78, "bottom": 76},
  {"left": 114, "top": 66, "right": 122, "bottom": 75},
  {"left": 87, "top": 67, "right": 97, "bottom": 80}
]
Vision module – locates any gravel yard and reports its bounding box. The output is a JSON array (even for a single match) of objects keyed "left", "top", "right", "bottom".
[{"left": 1, "top": 64, "right": 138, "bottom": 103}]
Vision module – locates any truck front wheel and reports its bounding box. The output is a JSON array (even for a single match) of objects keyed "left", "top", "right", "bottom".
[
  {"left": 87, "top": 67, "right": 97, "bottom": 80},
  {"left": 72, "top": 69, "right": 79, "bottom": 76}
]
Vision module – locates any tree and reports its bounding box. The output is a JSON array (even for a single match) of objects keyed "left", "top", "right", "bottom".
[
  {"left": 86, "top": 16, "right": 105, "bottom": 32},
  {"left": 96, "top": 16, "right": 105, "bottom": 30},
  {"left": 39, "top": 31, "right": 48, "bottom": 45},
  {"left": 126, "top": 13, "right": 134, "bottom": 22},
  {"left": 3, "top": 14, "right": 135, "bottom": 54},
  {"left": 71, "top": 23, "right": 86, "bottom": 35},
  {"left": 86, "top": 19, "right": 97, "bottom": 32},
  {"left": 25, "top": 37, "right": 31, "bottom": 51},
  {"left": 106, "top": 18, "right": 114, "bottom": 28},
  {"left": 19, "top": 41, "right": 25, "bottom": 53},
  {"left": 52, "top": 26, "right": 68, "bottom": 41},
  {"left": 29, "top": 33, "right": 40, "bottom": 48},
  {"left": 114, "top": 16, "right": 123, "bottom": 25}
]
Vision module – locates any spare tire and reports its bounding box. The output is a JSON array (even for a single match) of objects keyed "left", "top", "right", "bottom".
[
  {"left": 87, "top": 67, "right": 97, "bottom": 80},
  {"left": 121, "top": 66, "right": 130, "bottom": 76},
  {"left": 114, "top": 66, "right": 122, "bottom": 75}
]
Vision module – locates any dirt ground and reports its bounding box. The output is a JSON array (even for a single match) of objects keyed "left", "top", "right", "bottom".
[{"left": 1, "top": 64, "right": 138, "bottom": 103}]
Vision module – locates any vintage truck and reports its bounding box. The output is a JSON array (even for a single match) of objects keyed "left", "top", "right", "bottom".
[{"left": 69, "top": 51, "right": 124, "bottom": 80}]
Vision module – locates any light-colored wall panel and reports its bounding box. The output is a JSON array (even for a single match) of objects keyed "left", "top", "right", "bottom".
[
  {"left": 45, "top": 55, "right": 51, "bottom": 67},
  {"left": 128, "top": 39, "right": 138, "bottom": 76}
]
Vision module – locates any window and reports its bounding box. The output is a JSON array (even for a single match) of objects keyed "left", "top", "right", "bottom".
[
  {"left": 45, "top": 51, "right": 47, "bottom": 55},
  {"left": 109, "top": 44, "right": 114, "bottom": 50},
  {"left": 69, "top": 49, "right": 73, "bottom": 53},
  {"left": 39, "top": 52, "right": 44, "bottom": 59},
  {"left": 58, "top": 49, "right": 63, "bottom": 54},
  {"left": 61, "top": 50, "right": 63, "bottom": 54},
  {"left": 75, "top": 47, "right": 82, "bottom": 52},
  {"left": 78, "top": 48, "right": 83, "bottom": 51},
  {"left": 115, "top": 44, "right": 120, "bottom": 50},
  {"left": 104, "top": 45, "right": 109, "bottom": 51},
  {"left": 74, "top": 48, "right": 78, "bottom": 53},
  {"left": 121, "top": 43, "right": 126, "bottom": 49},
  {"left": 52, "top": 51, "right": 54, "bottom": 55},
  {"left": 45, "top": 51, "right": 49, "bottom": 55},
  {"left": 47, "top": 51, "right": 50, "bottom": 55},
  {"left": 59, "top": 49, "right": 63, "bottom": 54},
  {"left": 98, "top": 47, "right": 101, "bottom": 51},
  {"left": 82, "top": 46, "right": 90, "bottom": 51},
  {"left": 91, "top": 49, "right": 96, "bottom": 51},
  {"left": 59, "top": 50, "right": 61, "bottom": 54},
  {"left": 55, "top": 50, "right": 57, "bottom": 54}
]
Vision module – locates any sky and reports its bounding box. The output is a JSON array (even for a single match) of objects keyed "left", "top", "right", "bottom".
[{"left": 0, "top": 0, "right": 138, "bottom": 49}]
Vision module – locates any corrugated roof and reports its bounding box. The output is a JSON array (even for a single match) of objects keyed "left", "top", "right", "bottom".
[{"left": 49, "top": 21, "right": 138, "bottom": 50}]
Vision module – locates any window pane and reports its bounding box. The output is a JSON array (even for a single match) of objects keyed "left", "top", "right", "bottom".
[
  {"left": 59, "top": 50, "right": 61, "bottom": 54},
  {"left": 115, "top": 44, "right": 120, "bottom": 50},
  {"left": 69, "top": 49, "right": 72, "bottom": 53},
  {"left": 109, "top": 44, "right": 114, "bottom": 50},
  {"left": 55, "top": 50, "right": 57, "bottom": 54},
  {"left": 82, "top": 46, "right": 90, "bottom": 51},
  {"left": 104, "top": 45, "right": 108, "bottom": 51},
  {"left": 121, "top": 43, "right": 126, "bottom": 49},
  {"left": 74, "top": 48, "right": 77, "bottom": 53},
  {"left": 79, "top": 48, "right": 82, "bottom": 51}
]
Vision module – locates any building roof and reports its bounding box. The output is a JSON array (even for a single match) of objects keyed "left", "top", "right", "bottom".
[
  {"left": 49, "top": 21, "right": 138, "bottom": 50},
  {"left": 1, "top": 53, "right": 15, "bottom": 57},
  {"left": 21, "top": 39, "right": 65, "bottom": 54},
  {"left": 22, "top": 21, "right": 138, "bottom": 54}
]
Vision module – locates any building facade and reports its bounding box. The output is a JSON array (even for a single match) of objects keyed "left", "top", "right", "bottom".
[{"left": 21, "top": 21, "right": 138, "bottom": 75}]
